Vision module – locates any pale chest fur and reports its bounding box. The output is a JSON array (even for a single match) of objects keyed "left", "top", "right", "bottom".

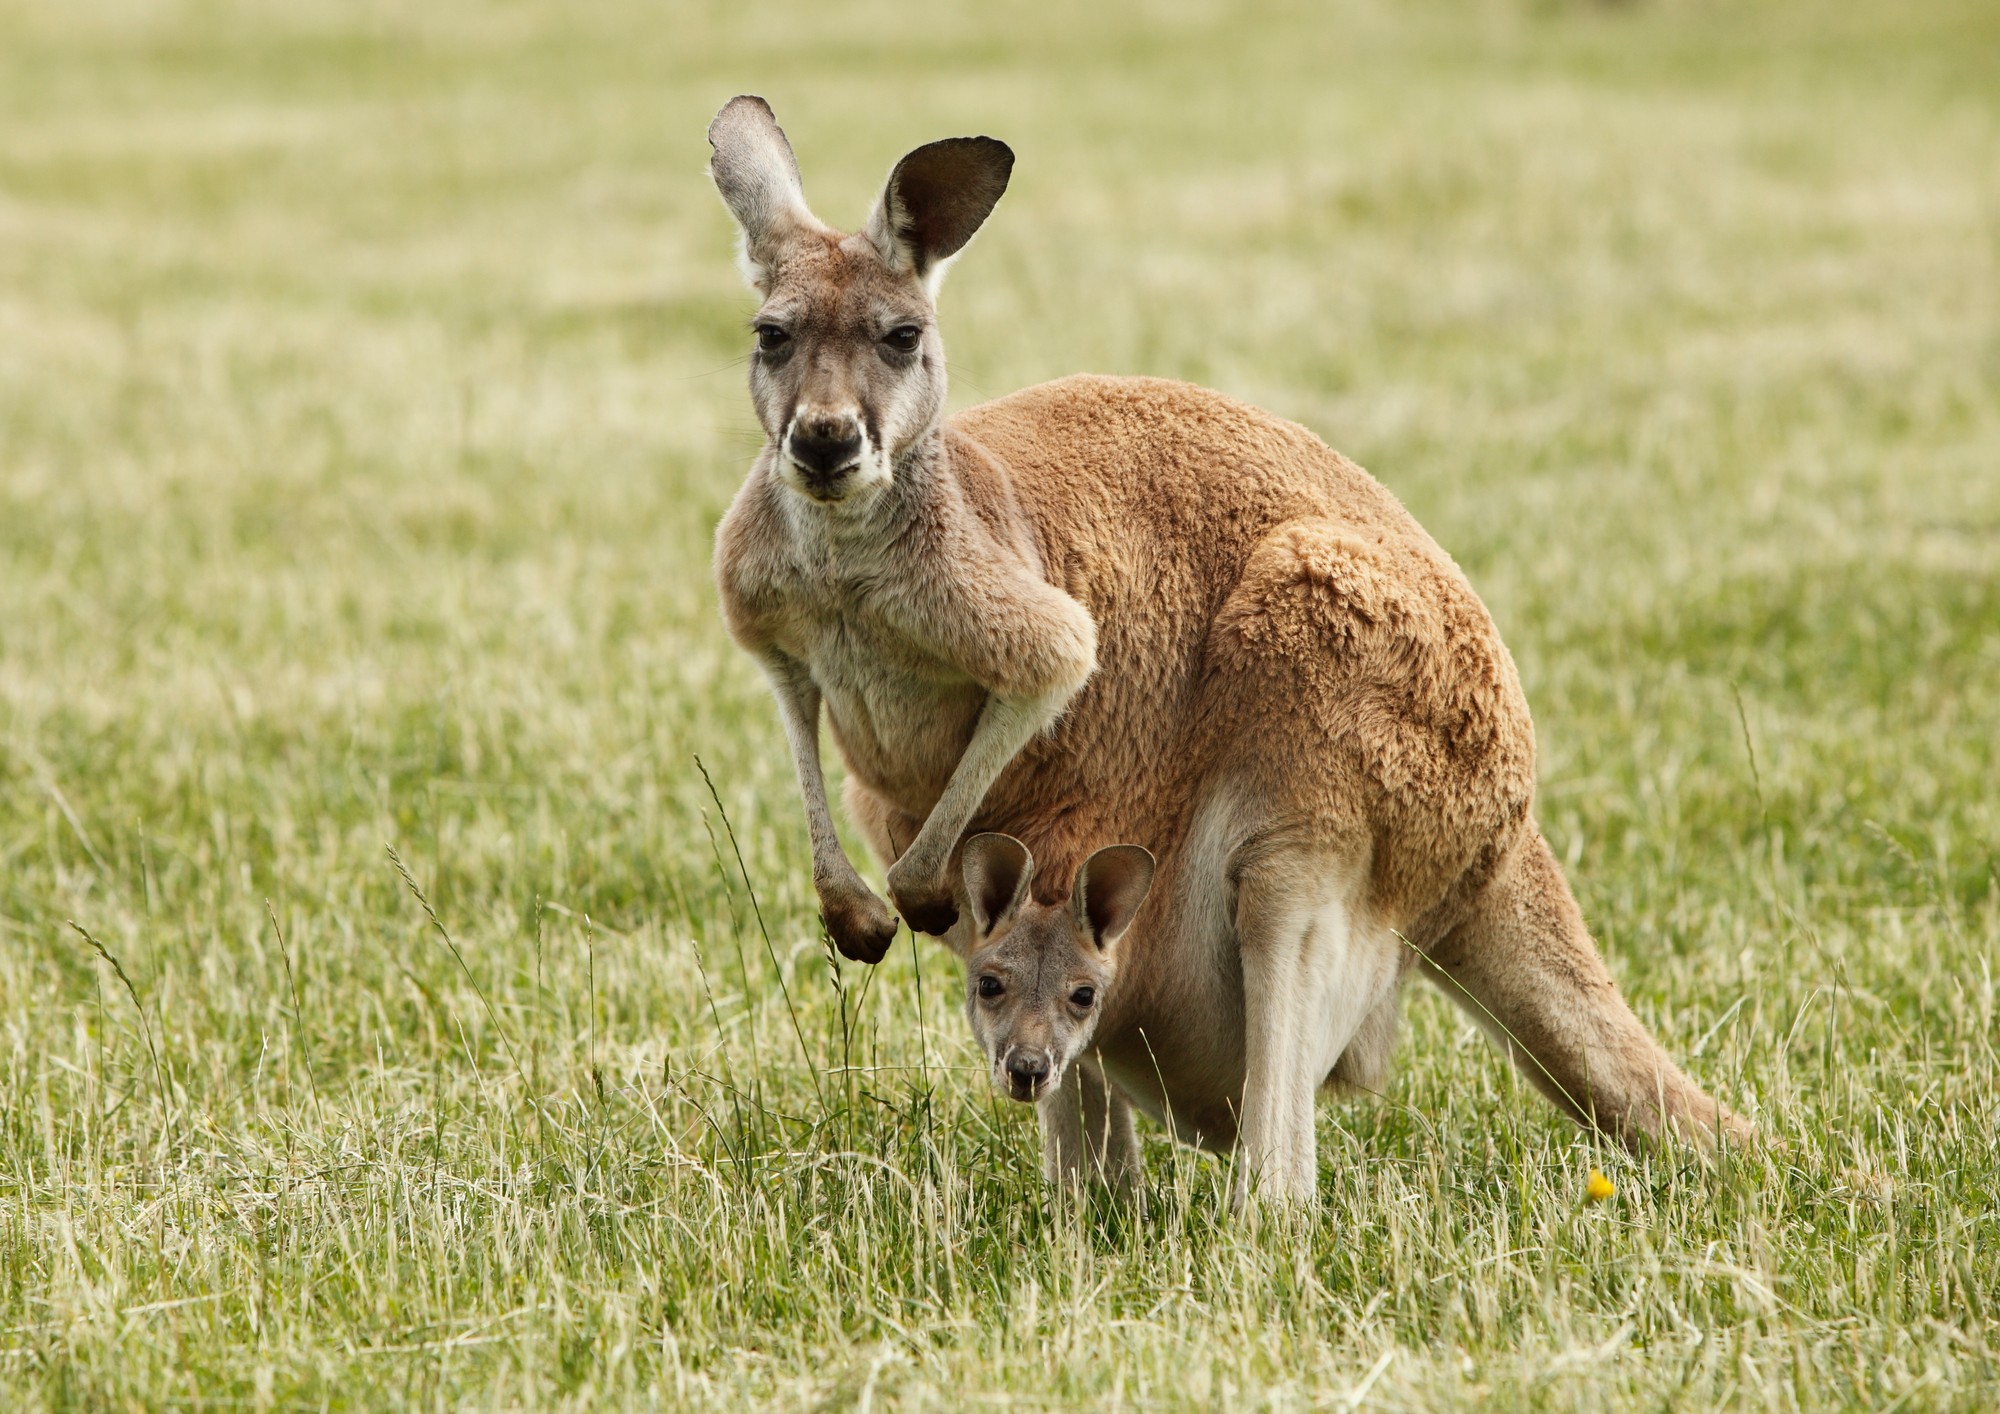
[
  {"left": 717, "top": 484, "right": 989, "bottom": 817},
  {"left": 787, "top": 607, "right": 987, "bottom": 815}
]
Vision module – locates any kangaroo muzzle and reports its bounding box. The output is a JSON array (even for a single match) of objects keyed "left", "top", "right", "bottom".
[
  {"left": 784, "top": 410, "right": 865, "bottom": 498},
  {"left": 999, "top": 1045, "right": 1053, "bottom": 1102}
]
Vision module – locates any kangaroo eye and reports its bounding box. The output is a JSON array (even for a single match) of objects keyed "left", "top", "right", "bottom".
[
  {"left": 1070, "top": 986, "right": 1095, "bottom": 1009},
  {"left": 755, "top": 324, "right": 790, "bottom": 354},
  {"left": 977, "top": 976, "right": 1004, "bottom": 1000},
  {"left": 882, "top": 325, "right": 921, "bottom": 354}
]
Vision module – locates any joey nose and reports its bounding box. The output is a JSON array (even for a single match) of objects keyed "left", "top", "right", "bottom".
[{"left": 1004, "top": 1050, "right": 1049, "bottom": 1100}]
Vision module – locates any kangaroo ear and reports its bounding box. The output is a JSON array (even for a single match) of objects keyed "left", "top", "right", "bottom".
[
  {"left": 865, "top": 136, "right": 1013, "bottom": 292},
  {"left": 707, "top": 95, "right": 820, "bottom": 290},
  {"left": 960, "top": 833, "right": 1034, "bottom": 936},
  {"left": 1072, "top": 845, "right": 1155, "bottom": 953}
]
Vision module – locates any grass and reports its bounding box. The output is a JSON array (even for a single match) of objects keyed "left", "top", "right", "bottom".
[{"left": 2, "top": 0, "right": 1997, "bottom": 1406}]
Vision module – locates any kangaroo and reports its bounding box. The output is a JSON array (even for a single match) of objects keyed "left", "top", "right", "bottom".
[
  {"left": 954, "top": 833, "right": 1156, "bottom": 1194},
  {"left": 707, "top": 96, "right": 1753, "bottom": 1205}
]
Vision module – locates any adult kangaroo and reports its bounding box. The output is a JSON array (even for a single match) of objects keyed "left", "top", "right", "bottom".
[{"left": 706, "top": 96, "right": 1751, "bottom": 1204}]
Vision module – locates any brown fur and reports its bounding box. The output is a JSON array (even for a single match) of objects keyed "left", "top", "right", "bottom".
[{"left": 707, "top": 98, "right": 1753, "bottom": 1204}]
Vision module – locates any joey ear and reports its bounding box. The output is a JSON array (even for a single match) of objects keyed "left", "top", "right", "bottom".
[
  {"left": 1072, "top": 845, "right": 1155, "bottom": 952},
  {"left": 707, "top": 95, "right": 820, "bottom": 289},
  {"left": 865, "top": 136, "right": 1013, "bottom": 291},
  {"left": 959, "top": 833, "right": 1034, "bottom": 936}
]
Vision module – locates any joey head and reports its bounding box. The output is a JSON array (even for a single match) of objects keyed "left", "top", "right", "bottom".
[{"left": 954, "top": 833, "right": 1154, "bottom": 1103}]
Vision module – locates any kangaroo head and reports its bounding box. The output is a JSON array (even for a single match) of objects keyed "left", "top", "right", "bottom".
[
  {"left": 707, "top": 96, "right": 1012, "bottom": 510},
  {"left": 953, "top": 833, "right": 1155, "bottom": 1103}
]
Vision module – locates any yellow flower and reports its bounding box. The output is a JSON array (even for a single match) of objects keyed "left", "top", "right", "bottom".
[{"left": 1585, "top": 1169, "right": 1616, "bottom": 1203}]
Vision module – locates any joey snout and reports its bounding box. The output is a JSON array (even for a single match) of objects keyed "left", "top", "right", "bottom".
[
  {"left": 967, "top": 953, "right": 1084, "bottom": 1103},
  {"left": 998, "top": 1045, "right": 1054, "bottom": 1102},
  {"left": 969, "top": 971, "right": 1102, "bottom": 1107}
]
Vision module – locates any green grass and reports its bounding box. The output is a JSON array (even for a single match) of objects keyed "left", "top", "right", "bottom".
[{"left": 3, "top": 0, "right": 1998, "bottom": 1407}]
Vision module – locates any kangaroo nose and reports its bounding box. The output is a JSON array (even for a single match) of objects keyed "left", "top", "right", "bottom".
[
  {"left": 1005, "top": 1051, "right": 1049, "bottom": 1090},
  {"left": 788, "top": 416, "right": 863, "bottom": 479}
]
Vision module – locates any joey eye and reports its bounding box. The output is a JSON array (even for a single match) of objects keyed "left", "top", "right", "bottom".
[
  {"left": 755, "top": 324, "right": 790, "bottom": 355},
  {"left": 882, "top": 325, "right": 921, "bottom": 354},
  {"left": 976, "top": 975, "right": 1004, "bottom": 1000},
  {"left": 1070, "top": 986, "right": 1095, "bottom": 1009}
]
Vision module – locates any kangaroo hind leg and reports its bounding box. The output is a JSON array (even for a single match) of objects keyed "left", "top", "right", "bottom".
[
  {"left": 1233, "top": 851, "right": 1400, "bottom": 1209},
  {"left": 1426, "top": 830, "right": 1753, "bottom": 1152},
  {"left": 1327, "top": 988, "right": 1402, "bottom": 1096}
]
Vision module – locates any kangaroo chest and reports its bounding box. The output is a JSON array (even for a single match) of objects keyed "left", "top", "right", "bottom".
[{"left": 767, "top": 580, "right": 989, "bottom": 817}]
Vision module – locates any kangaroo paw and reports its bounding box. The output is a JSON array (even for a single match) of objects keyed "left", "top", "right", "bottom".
[{"left": 821, "top": 887, "right": 899, "bottom": 963}]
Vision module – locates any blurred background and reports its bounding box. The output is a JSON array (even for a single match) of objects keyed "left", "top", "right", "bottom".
[{"left": 2, "top": 0, "right": 1996, "bottom": 1407}]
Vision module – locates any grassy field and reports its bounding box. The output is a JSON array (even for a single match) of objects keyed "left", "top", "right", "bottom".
[{"left": 3, "top": 0, "right": 1998, "bottom": 1407}]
